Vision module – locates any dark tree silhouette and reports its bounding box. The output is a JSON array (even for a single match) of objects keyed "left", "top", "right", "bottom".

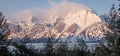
[{"left": 95, "top": 1, "right": 120, "bottom": 56}]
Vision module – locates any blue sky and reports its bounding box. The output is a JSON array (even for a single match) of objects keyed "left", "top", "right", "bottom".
[{"left": 0, "top": 0, "right": 118, "bottom": 17}]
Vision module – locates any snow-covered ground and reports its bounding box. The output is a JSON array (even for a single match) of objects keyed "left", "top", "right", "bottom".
[{"left": 27, "top": 43, "right": 99, "bottom": 50}]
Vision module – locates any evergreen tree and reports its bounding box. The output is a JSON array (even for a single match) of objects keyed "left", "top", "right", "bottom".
[
  {"left": 12, "top": 43, "right": 39, "bottom": 56},
  {"left": 95, "top": 1, "right": 120, "bottom": 56},
  {"left": 0, "top": 12, "right": 9, "bottom": 44},
  {"left": 71, "top": 40, "right": 93, "bottom": 56},
  {"left": 55, "top": 41, "right": 69, "bottom": 56},
  {"left": 43, "top": 37, "right": 55, "bottom": 56},
  {"left": 0, "top": 12, "right": 11, "bottom": 56}
]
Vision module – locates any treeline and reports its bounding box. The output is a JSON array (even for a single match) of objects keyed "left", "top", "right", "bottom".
[{"left": 0, "top": 1, "right": 120, "bottom": 56}]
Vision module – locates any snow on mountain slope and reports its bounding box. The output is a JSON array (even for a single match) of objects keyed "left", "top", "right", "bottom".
[
  {"left": 79, "top": 22, "right": 112, "bottom": 41},
  {"left": 63, "top": 10, "right": 102, "bottom": 34}
]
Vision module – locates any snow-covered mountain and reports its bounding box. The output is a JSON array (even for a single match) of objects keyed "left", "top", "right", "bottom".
[{"left": 8, "top": 6, "right": 112, "bottom": 43}]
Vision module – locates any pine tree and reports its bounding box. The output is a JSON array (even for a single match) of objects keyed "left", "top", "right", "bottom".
[
  {"left": 55, "top": 41, "right": 69, "bottom": 56},
  {"left": 0, "top": 12, "right": 11, "bottom": 56},
  {"left": 71, "top": 40, "right": 92, "bottom": 56},
  {"left": 95, "top": 1, "right": 120, "bottom": 56},
  {"left": 0, "top": 12, "right": 9, "bottom": 44},
  {"left": 43, "top": 37, "right": 55, "bottom": 56},
  {"left": 106, "top": 1, "right": 120, "bottom": 56},
  {"left": 13, "top": 43, "right": 39, "bottom": 56}
]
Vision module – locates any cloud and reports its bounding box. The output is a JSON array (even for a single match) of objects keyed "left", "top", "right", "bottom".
[{"left": 9, "top": 0, "right": 93, "bottom": 24}]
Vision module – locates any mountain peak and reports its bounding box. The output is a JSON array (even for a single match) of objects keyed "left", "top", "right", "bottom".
[{"left": 64, "top": 10, "right": 102, "bottom": 31}]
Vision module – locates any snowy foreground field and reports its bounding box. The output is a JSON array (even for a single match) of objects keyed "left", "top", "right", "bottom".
[{"left": 27, "top": 43, "right": 99, "bottom": 50}]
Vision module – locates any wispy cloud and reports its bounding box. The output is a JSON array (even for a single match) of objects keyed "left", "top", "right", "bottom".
[{"left": 9, "top": 0, "right": 92, "bottom": 24}]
